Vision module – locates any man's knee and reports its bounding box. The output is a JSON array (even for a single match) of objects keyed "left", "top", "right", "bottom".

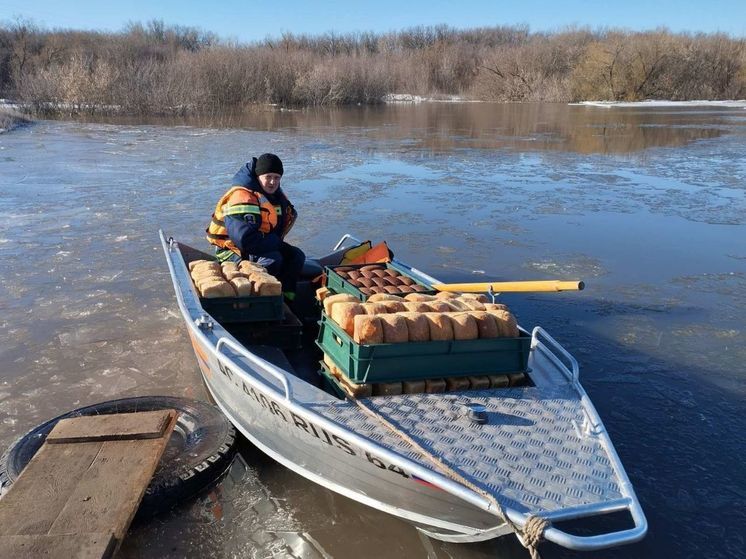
[{"left": 254, "top": 252, "right": 283, "bottom": 275}]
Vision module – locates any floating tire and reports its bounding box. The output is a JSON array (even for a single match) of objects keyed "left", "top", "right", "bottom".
[{"left": 0, "top": 396, "right": 238, "bottom": 518}]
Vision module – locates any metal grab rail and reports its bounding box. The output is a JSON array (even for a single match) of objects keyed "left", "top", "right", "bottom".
[
  {"left": 333, "top": 233, "right": 364, "bottom": 251},
  {"left": 531, "top": 326, "right": 580, "bottom": 382},
  {"left": 215, "top": 337, "right": 293, "bottom": 402}
]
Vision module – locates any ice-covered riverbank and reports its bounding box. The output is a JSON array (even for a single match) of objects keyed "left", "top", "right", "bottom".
[
  {"left": 575, "top": 100, "right": 746, "bottom": 109},
  {"left": 0, "top": 101, "right": 30, "bottom": 133}
]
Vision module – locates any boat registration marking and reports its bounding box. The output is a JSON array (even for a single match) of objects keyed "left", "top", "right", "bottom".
[{"left": 216, "top": 360, "right": 414, "bottom": 482}]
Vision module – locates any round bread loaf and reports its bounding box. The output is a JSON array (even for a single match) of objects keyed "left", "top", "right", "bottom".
[
  {"left": 435, "top": 291, "right": 459, "bottom": 299},
  {"left": 449, "top": 313, "right": 479, "bottom": 340},
  {"left": 362, "top": 302, "right": 389, "bottom": 315},
  {"left": 461, "top": 293, "right": 490, "bottom": 303},
  {"left": 484, "top": 303, "right": 509, "bottom": 311},
  {"left": 378, "top": 314, "right": 409, "bottom": 343},
  {"left": 360, "top": 265, "right": 384, "bottom": 272},
  {"left": 423, "top": 312, "right": 454, "bottom": 341},
  {"left": 383, "top": 276, "right": 400, "bottom": 286},
  {"left": 402, "top": 301, "right": 431, "bottom": 313},
  {"left": 323, "top": 293, "right": 358, "bottom": 315},
  {"left": 360, "top": 287, "right": 373, "bottom": 296},
  {"left": 398, "top": 285, "right": 415, "bottom": 293},
  {"left": 371, "top": 269, "right": 387, "bottom": 278},
  {"left": 404, "top": 293, "right": 436, "bottom": 302},
  {"left": 411, "top": 284, "right": 429, "bottom": 292},
  {"left": 358, "top": 278, "right": 375, "bottom": 288},
  {"left": 444, "top": 299, "right": 471, "bottom": 311},
  {"left": 399, "top": 276, "right": 415, "bottom": 286},
  {"left": 347, "top": 270, "right": 362, "bottom": 280},
  {"left": 359, "top": 270, "right": 374, "bottom": 279},
  {"left": 353, "top": 315, "right": 384, "bottom": 344},
  {"left": 383, "top": 286, "right": 402, "bottom": 294},
  {"left": 459, "top": 298, "right": 486, "bottom": 311},
  {"left": 383, "top": 269, "right": 398, "bottom": 277},
  {"left": 397, "top": 312, "right": 430, "bottom": 342},
  {"left": 470, "top": 311, "right": 500, "bottom": 338},
  {"left": 369, "top": 286, "right": 384, "bottom": 294},
  {"left": 371, "top": 277, "right": 387, "bottom": 287},
  {"left": 488, "top": 309, "right": 520, "bottom": 337},
  {"left": 367, "top": 293, "right": 403, "bottom": 302},
  {"left": 331, "top": 302, "right": 366, "bottom": 336},
  {"left": 426, "top": 300, "right": 453, "bottom": 313},
  {"left": 382, "top": 300, "right": 407, "bottom": 313}
]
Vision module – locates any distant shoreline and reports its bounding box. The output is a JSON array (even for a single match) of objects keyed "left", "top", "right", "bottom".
[{"left": 0, "top": 104, "right": 31, "bottom": 133}]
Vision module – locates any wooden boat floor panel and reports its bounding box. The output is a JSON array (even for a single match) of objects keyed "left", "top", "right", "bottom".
[{"left": 309, "top": 385, "right": 623, "bottom": 515}]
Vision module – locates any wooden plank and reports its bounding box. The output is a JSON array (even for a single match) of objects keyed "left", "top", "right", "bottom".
[
  {"left": 47, "top": 410, "right": 171, "bottom": 443},
  {"left": 0, "top": 409, "right": 178, "bottom": 559},
  {"left": 0, "top": 442, "right": 103, "bottom": 536},
  {"left": 0, "top": 533, "right": 115, "bottom": 559},
  {"left": 48, "top": 412, "right": 178, "bottom": 543}
]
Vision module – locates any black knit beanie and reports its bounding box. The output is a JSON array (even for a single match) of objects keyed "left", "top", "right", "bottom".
[{"left": 255, "top": 153, "right": 284, "bottom": 176}]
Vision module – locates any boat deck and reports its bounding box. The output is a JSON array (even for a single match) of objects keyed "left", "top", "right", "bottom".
[{"left": 311, "top": 383, "right": 622, "bottom": 515}]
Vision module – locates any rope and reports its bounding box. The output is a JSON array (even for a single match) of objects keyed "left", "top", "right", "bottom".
[{"left": 345, "top": 390, "right": 549, "bottom": 558}]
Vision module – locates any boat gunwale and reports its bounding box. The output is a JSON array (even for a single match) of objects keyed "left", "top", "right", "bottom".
[{"left": 160, "top": 230, "right": 648, "bottom": 551}]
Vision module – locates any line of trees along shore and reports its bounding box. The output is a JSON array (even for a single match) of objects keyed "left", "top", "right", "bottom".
[{"left": 1, "top": 19, "right": 745, "bottom": 114}]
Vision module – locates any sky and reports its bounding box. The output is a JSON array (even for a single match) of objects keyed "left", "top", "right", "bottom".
[{"left": 2, "top": 0, "right": 745, "bottom": 41}]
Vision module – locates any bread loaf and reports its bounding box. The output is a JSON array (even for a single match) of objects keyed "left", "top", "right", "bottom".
[
  {"left": 470, "top": 311, "right": 500, "bottom": 338},
  {"left": 323, "top": 293, "right": 358, "bottom": 315},
  {"left": 373, "top": 382, "right": 403, "bottom": 396},
  {"left": 383, "top": 286, "right": 402, "bottom": 294},
  {"left": 435, "top": 291, "right": 459, "bottom": 299},
  {"left": 315, "top": 287, "right": 331, "bottom": 301},
  {"left": 398, "top": 276, "right": 415, "bottom": 286},
  {"left": 423, "top": 312, "right": 454, "bottom": 341},
  {"left": 468, "top": 376, "right": 490, "bottom": 390},
  {"left": 398, "top": 312, "right": 430, "bottom": 342},
  {"left": 459, "top": 298, "right": 486, "bottom": 311},
  {"left": 461, "top": 293, "right": 489, "bottom": 303},
  {"left": 411, "top": 284, "right": 429, "bottom": 292},
  {"left": 484, "top": 303, "right": 509, "bottom": 311},
  {"left": 382, "top": 300, "right": 407, "bottom": 313},
  {"left": 425, "top": 378, "right": 446, "bottom": 393},
  {"left": 360, "top": 265, "right": 384, "bottom": 272},
  {"left": 488, "top": 309, "right": 520, "bottom": 337},
  {"left": 358, "top": 278, "right": 375, "bottom": 288},
  {"left": 426, "top": 301, "right": 453, "bottom": 313},
  {"left": 361, "top": 302, "right": 389, "bottom": 315},
  {"left": 402, "top": 380, "right": 425, "bottom": 393},
  {"left": 201, "top": 280, "right": 235, "bottom": 298},
  {"left": 188, "top": 259, "right": 214, "bottom": 272},
  {"left": 353, "top": 315, "right": 384, "bottom": 344},
  {"left": 367, "top": 293, "right": 403, "bottom": 303},
  {"left": 449, "top": 313, "right": 479, "bottom": 340},
  {"left": 446, "top": 377, "right": 470, "bottom": 391},
  {"left": 195, "top": 275, "right": 225, "bottom": 291},
  {"left": 489, "top": 374, "right": 510, "bottom": 388},
  {"left": 371, "top": 269, "right": 387, "bottom": 278},
  {"left": 221, "top": 261, "right": 239, "bottom": 272},
  {"left": 402, "top": 301, "right": 431, "bottom": 313},
  {"left": 254, "top": 275, "right": 282, "bottom": 296},
  {"left": 378, "top": 314, "right": 409, "bottom": 343},
  {"left": 371, "top": 277, "right": 387, "bottom": 287},
  {"left": 339, "top": 376, "right": 373, "bottom": 398},
  {"left": 444, "top": 299, "right": 471, "bottom": 311},
  {"left": 404, "top": 293, "right": 436, "bottom": 302},
  {"left": 331, "top": 302, "right": 366, "bottom": 336},
  {"left": 223, "top": 270, "right": 245, "bottom": 281},
  {"left": 230, "top": 277, "right": 253, "bottom": 297}
]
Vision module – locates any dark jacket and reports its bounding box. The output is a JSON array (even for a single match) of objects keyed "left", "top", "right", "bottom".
[{"left": 225, "top": 158, "right": 296, "bottom": 256}]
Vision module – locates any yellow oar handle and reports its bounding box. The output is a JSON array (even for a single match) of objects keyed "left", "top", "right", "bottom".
[{"left": 432, "top": 280, "right": 585, "bottom": 293}]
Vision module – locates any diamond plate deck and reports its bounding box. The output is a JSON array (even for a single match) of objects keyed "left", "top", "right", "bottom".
[{"left": 310, "top": 384, "right": 623, "bottom": 515}]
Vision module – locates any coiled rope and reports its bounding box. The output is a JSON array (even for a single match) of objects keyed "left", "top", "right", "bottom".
[{"left": 346, "top": 391, "right": 549, "bottom": 558}]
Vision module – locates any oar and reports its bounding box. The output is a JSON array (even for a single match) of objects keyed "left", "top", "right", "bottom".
[{"left": 431, "top": 280, "right": 585, "bottom": 293}]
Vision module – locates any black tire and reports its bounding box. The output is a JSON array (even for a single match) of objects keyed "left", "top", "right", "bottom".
[{"left": 0, "top": 396, "right": 237, "bottom": 518}]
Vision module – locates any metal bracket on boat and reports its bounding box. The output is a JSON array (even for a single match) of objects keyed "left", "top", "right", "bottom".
[
  {"left": 195, "top": 314, "right": 214, "bottom": 331},
  {"left": 488, "top": 286, "right": 497, "bottom": 303},
  {"left": 167, "top": 236, "right": 176, "bottom": 252}
]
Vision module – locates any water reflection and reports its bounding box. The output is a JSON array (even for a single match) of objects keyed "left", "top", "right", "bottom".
[{"left": 64, "top": 102, "right": 736, "bottom": 154}]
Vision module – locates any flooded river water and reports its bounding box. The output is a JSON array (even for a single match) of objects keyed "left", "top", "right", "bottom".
[{"left": 1, "top": 103, "right": 745, "bottom": 558}]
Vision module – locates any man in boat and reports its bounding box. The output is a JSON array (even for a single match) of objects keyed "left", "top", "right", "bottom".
[{"left": 206, "top": 153, "right": 305, "bottom": 301}]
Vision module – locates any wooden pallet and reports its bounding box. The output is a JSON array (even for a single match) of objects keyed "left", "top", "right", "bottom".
[{"left": 0, "top": 409, "right": 177, "bottom": 559}]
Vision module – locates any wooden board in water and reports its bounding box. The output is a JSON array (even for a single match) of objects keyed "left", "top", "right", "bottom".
[{"left": 0, "top": 409, "right": 177, "bottom": 558}]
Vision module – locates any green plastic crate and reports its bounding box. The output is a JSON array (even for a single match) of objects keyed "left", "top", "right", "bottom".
[
  {"left": 316, "top": 315, "right": 530, "bottom": 384},
  {"left": 325, "top": 262, "right": 435, "bottom": 301},
  {"left": 201, "top": 295, "right": 284, "bottom": 323}
]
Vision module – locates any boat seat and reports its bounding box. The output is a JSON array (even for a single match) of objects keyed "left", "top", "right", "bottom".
[{"left": 300, "top": 258, "right": 323, "bottom": 280}]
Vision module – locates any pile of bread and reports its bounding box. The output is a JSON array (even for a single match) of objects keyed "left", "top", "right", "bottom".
[
  {"left": 317, "top": 290, "right": 520, "bottom": 344},
  {"left": 333, "top": 264, "right": 430, "bottom": 296},
  {"left": 188, "top": 259, "right": 282, "bottom": 298}
]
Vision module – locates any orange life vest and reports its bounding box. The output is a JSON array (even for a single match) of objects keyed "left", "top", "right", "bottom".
[{"left": 206, "top": 186, "right": 295, "bottom": 256}]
